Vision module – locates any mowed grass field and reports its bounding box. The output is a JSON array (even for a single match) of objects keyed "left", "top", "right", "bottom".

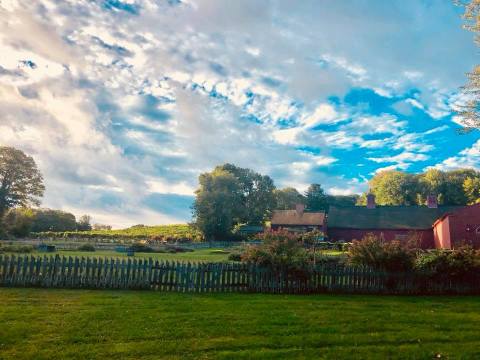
[
  {"left": 1, "top": 289, "right": 480, "bottom": 359},
  {"left": 2, "top": 248, "right": 233, "bottom": 263}
]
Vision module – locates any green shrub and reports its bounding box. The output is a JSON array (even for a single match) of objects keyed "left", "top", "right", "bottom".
[
  {"left": 348, "top": 233, "right": 418, "bottom": 272},
  {"left": 164, "top": 246, "right": 193, "bottom": 253},
  {"left": 3, "top": 208, "right": 35, "bottom": 238},
  {"left": 128, "top": 243, "right": 155, "bottom": 253},
  {"left": 244, "top": 230, "right": 311, "bottom": 273},
  {"left": 77, "top": 244, "right": 95, "bottom": 252},
  {"left": 0, "top": 244, "right": 34, "bottom": 253},
  {"left": 415, "top": 247, "right": 480, "bottom": 279},
  {"left": 228, "top": 252, "right": 242, "bottom": 261}
]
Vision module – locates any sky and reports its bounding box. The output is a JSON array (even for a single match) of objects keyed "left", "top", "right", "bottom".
[{"left": 0, "top": 0, "right": 479, "bottom": 228}]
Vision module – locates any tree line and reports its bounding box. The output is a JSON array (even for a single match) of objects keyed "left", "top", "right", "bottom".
[
  {"left": 2, "top": 146, "right": 480, "bottom": 241},
  {"left": 359, "top": 168, "right": 480, "bottom": 206}
]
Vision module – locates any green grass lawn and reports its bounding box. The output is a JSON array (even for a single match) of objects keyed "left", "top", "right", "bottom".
[
  {"left": 1, "top": 289, "right": 480, "bottom": 359},
  {"left": 2, "top": 248, "right": 233, "bottom": 263}
]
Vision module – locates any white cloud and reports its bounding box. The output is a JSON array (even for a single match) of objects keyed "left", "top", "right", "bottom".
[
  {"left": 368, "top": 152, "right": 429, "bottom": 164},
  {"left": 300, "top": 103, "right": 341, "bottom": 128},
  {"left": 0, "top": 0, "right": 474, "bottom": 226},
  {"left": 433, "top": 140, "right": 480, "bottom": 171},
  {"left": 146, "top": 179, "right": 196, "bottom": 196}
]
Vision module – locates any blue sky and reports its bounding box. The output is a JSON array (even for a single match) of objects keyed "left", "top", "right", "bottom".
[{"left": 0, "top": 0, "right": 479, "bottom": 227}]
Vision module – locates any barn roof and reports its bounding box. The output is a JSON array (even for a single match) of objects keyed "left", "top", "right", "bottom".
[
  {"left": 328, "top": 206, "right": 464, "bottom": 230},
  {"left": 271, "top": 210, "right": 325, "bottom": 226}
]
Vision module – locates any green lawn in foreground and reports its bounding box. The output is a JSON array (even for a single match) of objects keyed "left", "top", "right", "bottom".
[
  {"left": 1, "top": 289, "right": 480, "bottom": 359},
  {"left": 3, "top": 248, "right": 233, "bottom": 263}
]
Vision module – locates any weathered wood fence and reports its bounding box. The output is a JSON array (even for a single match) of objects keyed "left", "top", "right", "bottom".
[{"left": 1, "top": 255, "right": 479, "bottom": 295}]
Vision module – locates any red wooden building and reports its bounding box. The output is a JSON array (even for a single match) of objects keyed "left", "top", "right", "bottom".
[
  {"left": 269, "top": 195, "right": 480, "bottom": 249},
  {"left": 327, "top": 194, "right": 480, "bottom": 249},
  {"left": 433, "top": 203, "right": 480, "bottom": 249}
]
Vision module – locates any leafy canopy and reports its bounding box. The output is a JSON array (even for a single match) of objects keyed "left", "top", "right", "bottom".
[
  {"left": 358, "top": 168, "right": 480, "bottom": 206},
  {"left": 0, "top": 147, "right": 44, "bottom": 218},
  {"left": 457, "top": 0, "right": 480, "bottom": 130},
  {"left": 304, "top": 183, "right": 328, "bottom": 211},
  {"left": 193, "top": 164, "right": 276, "bottom": 240}
]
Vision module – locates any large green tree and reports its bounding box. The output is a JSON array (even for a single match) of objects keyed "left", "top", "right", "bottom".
[
  {"left": 215, "top": 164, "right": 276, "bottom": 224},
  {"left": 193, "top": 169, "right": 243, "bottom": 240},
  {"left": 443, "top": 169, "right": 478, "bottom": 205},
  {"left": 304, "top": 184, "right": 328, "bottom": 211},
  {"left": 457, "top": 0, "right": 480, "bottom": 130},
  {"left": 274, "top": 187, "right": 305, "bottom": 210},
  {"left": 367, "top": 170, "right": 418, "bottom": 206},
  {"left": 30, "top": 209, "right": 77, "bottom": 232},
  {"left": 193, "top": 164, "right": 276, "bottom": 239},
  {"left": 417, "top": 169, "right": 447, "bottom": 205},
  {"left": 0, "top": 147, "right": 44, "bottom": 222}
]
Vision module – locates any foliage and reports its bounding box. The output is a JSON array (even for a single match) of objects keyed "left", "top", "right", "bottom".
[
  {"left": 273, "top": 187, "right": 305, "bottom": 210},
  {"left": 128, "top": 243, "right": 155, "bottom": 253},
  {"left": 77, "top": 244, "right": 95, "bottom": 252},
  {"left": 242, "top": 230, "right": 311, "bottom": 273},
  {"left": 217, "top": 164, "right": 276, "bottom": 225},
  {"left": 31, "top": 209, "right": 77, "bottom": 232},
  {"left": 2, "top": 208, "right": 35, "bottom": 237},
  {"left": 274, "top": 187, "right": 357, "bottom": 211},
  {"left": 32, "top": 224, "right": 203, "bottom": 243},
  {"left": 77, "top": 215, "right": 92, "bottom": 231},
  {"left": 348, "top": 233, "right": 418, "bottom": 272},
  {"left": 0, "top": 147, "right": 44, "bottom": 223},
  {"left": 456, "top": 0, "right": 480, "bottom": 130},
  {"left": 463, "top": 176, "right": 480, "bottom": 204},
  {"left": 304, "top": 184, "right": 328, "bottom": 211},
  {"left": 415, "top": 246, "right": 480, "bottom": 279},
  {"left": 358, "top": 168, "right": 480, "bottom": 206},
  {"left": 193, "top": 169, "right": 243, "bottom": 240},
  {"left": 325, "top": 194, "right": 358, "bottom": 208},
  {"left": 0, "top": 244, "right": 34, "bottom": 253},
  {"left": 228, "top": 251, "right": 242, "bottom": 262},
  {"left": 369, "top": 171, "right": 418, "bottom": 206},
  {"left": 193, "top": 164, "right": 277, "bottom": 239}
]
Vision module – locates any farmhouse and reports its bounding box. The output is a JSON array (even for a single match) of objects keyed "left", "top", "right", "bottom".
[
  {"left": 271, "top": 204, "right": 326, "bottom": 234},
  {"left": 328, "top": 194, "right": 480, "bottom": 249}
]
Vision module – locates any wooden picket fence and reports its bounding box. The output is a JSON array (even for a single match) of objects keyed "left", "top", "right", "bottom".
[{"left": 1, "top": 254, "right": 480, "bottom": 294}]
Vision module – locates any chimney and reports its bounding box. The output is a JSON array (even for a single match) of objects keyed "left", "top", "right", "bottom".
[
  {"left": 366, "top": 193, "right": 376, "bottom": 209},
  {"left": 427, "top": 194, "right": 438, "bottom": 208},
  {"left": 296, "top": 204, "right": 305, "bottom": 216}
]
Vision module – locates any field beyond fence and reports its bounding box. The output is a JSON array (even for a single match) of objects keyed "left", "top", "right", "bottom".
[{"left": 1, "top": 254, "right": 479, "bottom": 295}]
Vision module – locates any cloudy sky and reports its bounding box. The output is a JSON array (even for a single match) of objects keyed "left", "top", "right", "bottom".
[{"left": 0, "top": 0, "right": 479, "bottom": 227}]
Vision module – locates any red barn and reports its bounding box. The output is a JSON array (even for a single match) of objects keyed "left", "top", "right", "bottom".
[
  {"left": 327, "top": 194, "right": 465, "bottom": 249},
  {"left": 433, "top": 203, "right": 480, "bottom": 249}
]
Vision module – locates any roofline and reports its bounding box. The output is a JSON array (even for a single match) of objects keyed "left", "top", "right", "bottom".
[
  {"left": 272, "top": 210, "right": 326, "bottom": 214},
  {"left": 432, "top": 213, "right": 454, "bottom": 227},
  {"left": 328, "top": 227, "right": 432, "bottom": 231},
  {"left": 271, "top": 223, "right": 324, "bottom": 226}
]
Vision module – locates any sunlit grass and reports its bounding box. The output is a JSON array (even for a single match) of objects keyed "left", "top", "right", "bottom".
[{"left": 1, "top": 288, "right": 479, "bottom": 359}]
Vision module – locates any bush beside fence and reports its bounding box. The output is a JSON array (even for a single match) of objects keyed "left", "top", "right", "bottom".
[{"left": 1, "top": 255, "right": 480, "bottom": 294}]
